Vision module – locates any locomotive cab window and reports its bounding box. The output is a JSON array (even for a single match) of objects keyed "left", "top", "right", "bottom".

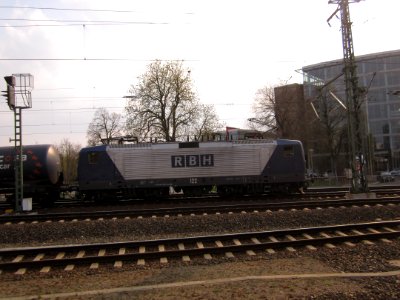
[
  {"left": 283, "top": 145, "right": 294, "bottom": 158},
  {"left": 88, "top": 152, "right": 100, "bottom": 164}
]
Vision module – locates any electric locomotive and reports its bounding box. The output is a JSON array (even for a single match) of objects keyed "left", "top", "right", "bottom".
[{"left": 78, "top": 139, "right": 307, "bottom": 201}]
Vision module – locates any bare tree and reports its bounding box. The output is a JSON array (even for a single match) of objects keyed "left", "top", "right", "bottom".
[
  {"left": 55, "top": 139, "right": 81, "bottom": 184},
  {"left": 184, "top": 104, "right": 224, "bottom": 141},
  {"left": 247, "top": 86, "right": 277, "bottom": 135},
  {"left": 248, "top": 84, "right": 296, "bottom": 138},
  {"left": 125, "top": 60, "right": 201, "bottom": 142},
  {"left": 87, "top": 108, "right": 123, "bottom": 145},
  {"left": 313, "top": 87, "right": 348, "bottom": 175}
]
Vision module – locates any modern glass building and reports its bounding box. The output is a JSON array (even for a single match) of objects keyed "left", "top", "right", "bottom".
[{"left": 302, "top": 49, "right": 400, "bottom": 171}]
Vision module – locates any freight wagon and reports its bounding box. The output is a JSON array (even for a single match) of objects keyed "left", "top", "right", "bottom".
[{"left": 0, "top": 144, "right": 62, "bottom": 204}]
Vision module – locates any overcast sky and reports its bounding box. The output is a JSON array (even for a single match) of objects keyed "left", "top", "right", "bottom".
[{"left": 0, "top": 0, "right": 399, "bottom": 147}]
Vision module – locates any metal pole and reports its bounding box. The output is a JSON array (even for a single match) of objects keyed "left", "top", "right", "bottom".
[
  {"left": 3, "top": 74, "right": 33, "bottom": 211},
  {"left": 329, "top": 0, "right": 368, "bottom": 193},
  {"left": 13, "top": 107, "right": 23, "bottom": 211}
]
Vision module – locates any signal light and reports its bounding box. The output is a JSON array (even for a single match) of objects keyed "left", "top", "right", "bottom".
[{"left": 3, "top": 76, "right": 16, "bottom": 109}]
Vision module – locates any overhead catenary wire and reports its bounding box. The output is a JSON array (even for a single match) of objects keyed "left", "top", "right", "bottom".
[
  {"left": 0, "top": 5, "right": 194, "bottom": 15},
  {"left": 0, "top": 5, "right": 140, "bottom": 13},
  {"left": 0, "top": 106, "right": 125, "bottom": 113},
  {"left": 0, "top": 101, "right": 250, "bottom": 114},
  {"left": 1, "top": 123, "right": 91, "bottom": 128},
  {"left": 0, "top": 18, "right": 167, "bottom": 24},
  {"left": 0, "top": 58, "right": 199, "bottom": 61},
  {"left": 0, "top": 21, "right": 171, "bottom": 28},
  {"left": 0, "top": 4, "right": 192, "bottom": 28}
]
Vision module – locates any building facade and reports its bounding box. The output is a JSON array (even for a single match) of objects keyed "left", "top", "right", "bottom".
[
  {"left": 302, "top": 50, "right": 400, "bottom": 173},
  {"left": 274, "top": 84, "right": 310, "bottom": 144}
]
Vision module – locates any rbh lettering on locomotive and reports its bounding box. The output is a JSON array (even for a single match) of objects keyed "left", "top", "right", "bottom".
[{"left": 171, "top": 154, "right": 214, "bottom": 168}]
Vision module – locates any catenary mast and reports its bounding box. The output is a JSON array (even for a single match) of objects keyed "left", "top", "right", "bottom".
[{"left": 328, "top": 0, "right": 368, "bottom": 193}]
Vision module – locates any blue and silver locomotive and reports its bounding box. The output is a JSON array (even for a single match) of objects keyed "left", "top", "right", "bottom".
[{"left": 78, "top": 139, "right": 308, "bottom": 200}]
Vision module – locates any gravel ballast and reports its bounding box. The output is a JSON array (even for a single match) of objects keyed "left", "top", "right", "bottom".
[
  {"left": 0, "top": 204, "right": 399, "bottom": 299},
  {"left": 1, "top": 205, "right": 399, "bottom": 247}
]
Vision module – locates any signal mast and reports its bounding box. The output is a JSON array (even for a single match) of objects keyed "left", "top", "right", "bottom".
[{"left": 2, "top": 74, "right": 34, "bottom": 211}]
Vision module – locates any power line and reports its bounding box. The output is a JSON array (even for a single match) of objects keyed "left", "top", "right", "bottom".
[
  {"left": 1, "top": 123, "right": 90, "bottom": 128},
  {"left": 0, "top": 58, "right": 199, "bottom": 61},
  {"left": 34, "top": 97, "right": 124, "bottom": 102},
  {"left": 0, "top": 21, "right": 169, "bottom": 28},
  {"left": 0, "top": 131, "right": 88, "bottom": 137},
  {"left": 0, "top": 6, "right": 139, "bottom": 13},
  {"left": 0, "top": 5, "right": 193, "bottom": 15},
  {"left": 0, "top": 24, "right": 163, "bottom": 28},
  {"left": 36, "top": 88, "right": 75, "bottom": 91},
  {"left": 0, "top": 106, "right": 125, "bottom": 113},
  {"left": 0, "top": 58, "right": 128, "bottom": 61},
  {"left": 33, "top": 96, "right": 124, "bottom": 99},
  {"left": 0, "top": 17, "right": 168, "bottom": 23}
]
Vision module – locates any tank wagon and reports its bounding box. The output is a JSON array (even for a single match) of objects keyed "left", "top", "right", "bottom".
[
  {"left": 78, "top": 139, "right": 307, "bottom": 200},
  {"left": 0, "top": 144, "right": 62, "bottom": 203}
]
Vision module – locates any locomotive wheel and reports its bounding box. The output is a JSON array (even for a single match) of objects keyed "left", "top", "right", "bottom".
[
  {"left": 136, "top": 187, "right": 169, "bottom": 200},
  {"left": 217, "top": 185, "right": 244, "bottom": 196},
  {"left": 182, "top": 186, "right": 211, "bottom": 197}
]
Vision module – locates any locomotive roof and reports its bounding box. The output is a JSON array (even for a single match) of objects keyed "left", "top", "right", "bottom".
[
  {"left": 110, "top": 139, "right": 276, "bottom": 149},
  {"left": 80, "top": 139, "right": 301, "bottom": 152}
]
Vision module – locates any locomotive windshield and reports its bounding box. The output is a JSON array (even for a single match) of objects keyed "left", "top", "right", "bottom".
[
  {"left": 283, "top": 145, "right": 294, "bottom": 158},
  {"left": 88, "top": 152, "right": 100, "bottom": 164}
]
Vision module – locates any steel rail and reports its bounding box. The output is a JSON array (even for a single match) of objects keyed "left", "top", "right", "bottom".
[
  {"left": 1, "top": 197, "right": 400, "bottom": 224},
  {"left": 1, "top": 186, "right": 399, "bottom": 212},
  {"left": 0, "top": 220, "right": 399, "bottom": 272}
]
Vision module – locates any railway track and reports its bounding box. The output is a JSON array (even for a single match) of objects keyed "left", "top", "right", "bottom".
[
  {"left": 1, "top": 185, "right": 400, "bottom": 212},
  {"left": 1, "top": 220, "right": 399, "bottom": 274},
  {"left": 1, "top": 196, "right": 400, "bottom": 224}
]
